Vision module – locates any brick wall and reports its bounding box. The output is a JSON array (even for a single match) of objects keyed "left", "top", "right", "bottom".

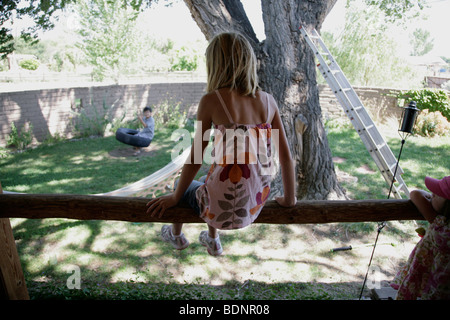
[
  {"left": 0, "top": 82, "right": 206, "bottom": 146},
  {"left": 319, "top": 84, "right": 403, "bottom": 124},
  {"left": 0, "top": 82, "right": 403, "bottom": 147}
]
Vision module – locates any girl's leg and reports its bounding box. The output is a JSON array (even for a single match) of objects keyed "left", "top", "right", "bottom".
[
  {"left": 199, "top": 224, "right": 222, "bottom": 256},
  {"left": 208, "top": 224, "right": 218, "bottom": 239},
  {"left": 172, "top": 223, "right": 183, "bottom": 236}
]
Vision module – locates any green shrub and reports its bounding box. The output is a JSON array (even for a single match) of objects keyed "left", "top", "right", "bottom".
[
  {"left": 397, "top": 88, "right": 450, "bottom": 121},
  {"left": 415, "top": 110, "right": 450, "bottom": 137},
  {"left": 70, "top": 100, "right": 110, "bottom": 137},
  {"left": 70, "top": 99, "right": 129, "bottom": 138},
  {"left": 170, "top": 46, "right": 199, "bottom": 71},
  {"left": 19, "top": 59, "right": 40, "bottom": 71},
  {"left": 152, "top": 100, "right": 187, "bottom": 129},
  {"left": 7, "top": 122, "right": 34, "bottom": 150}
]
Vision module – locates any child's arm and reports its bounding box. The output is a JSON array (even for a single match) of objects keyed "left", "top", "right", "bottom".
[
  {"left": 410, "top": 189, "right": 438, "bottom": 223},
  {"left": 138, "top": 115, "right": 146, "bottom": 127},
  {"left": 146, "top": 96, "right": 212, "bottom": 217},
  {"left": 271, "top": 103, "right": 297, "bottom": 207}
]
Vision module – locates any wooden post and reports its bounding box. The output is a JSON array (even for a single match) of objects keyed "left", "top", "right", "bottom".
[{"left": 0, "top": 182, "right": 29, "bottom": 300}]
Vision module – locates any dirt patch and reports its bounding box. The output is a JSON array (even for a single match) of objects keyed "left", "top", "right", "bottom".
[
  {"left": 356, "top": 164, "right": 376, "bottom": 174},
  {"left": 108, "top": 145, "right": 157, "bottom": 158},
  {"left": 332, "top": 156, "right": 346, "bottom": 163}
]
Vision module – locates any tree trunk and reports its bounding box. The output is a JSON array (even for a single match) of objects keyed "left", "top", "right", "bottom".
[{"left": 184, "top": 0, "right": 346, "bottom": 200}]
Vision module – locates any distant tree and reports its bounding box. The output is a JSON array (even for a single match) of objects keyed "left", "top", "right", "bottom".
[
  {"left": 410, "top": 28, "right": 434, "bottom": 56},
  {"left": 363, "top": 0, "right": 429, "bottom": 22},
  {"left": 0, "top": 0, "right": 162, "bottom": 59},
  {"left": 74, "top": 0, "right": 140, "bottom": 81},
  {"left": 323, "top": 2, "right": 412, "bottom": 87},
  {"left": 0, "top": 0, "right": 74, "bottom": 58}
]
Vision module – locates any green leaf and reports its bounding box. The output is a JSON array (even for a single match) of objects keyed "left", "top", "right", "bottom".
[
  {"left": 224, "top": 193, "right": 234, "bottom": 200},
  {"left": 236, "top": 189, "right": 246, "bottom": 198},
  {"left": 221, "top": 221, "right": 232, "bottom": 229},
  {"left": 235, "top": 195, "right": 250, "bottom": 208},
  {"left": 218, "top": 200, "right": 233, "bottom": 210},
  {"left": 234, "top": 208, "right": 247, "bottom": 217},
  {"left": 216, "top": 211, "right": 233, "bottom": 222}
]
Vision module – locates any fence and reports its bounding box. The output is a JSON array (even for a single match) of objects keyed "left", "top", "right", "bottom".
[{"left": 0, "top": 82, "right": 207, "bottom": 146}]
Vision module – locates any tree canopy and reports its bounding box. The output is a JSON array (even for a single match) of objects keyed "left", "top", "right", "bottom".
[{"left": 0, "top": 0, "right": 163, "bottom": 58}]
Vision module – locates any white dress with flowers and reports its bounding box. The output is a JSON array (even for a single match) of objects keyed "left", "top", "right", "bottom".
[{"left": 196, "top": 90, "right": 275, "bottom": 230}]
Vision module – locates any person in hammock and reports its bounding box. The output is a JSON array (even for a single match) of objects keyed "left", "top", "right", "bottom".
[
  {"left": 390, "top": 175, "right": 450, "bottom": 299},
  {"left": 145, "top": 32, "right": 296, "bottom": 256}
]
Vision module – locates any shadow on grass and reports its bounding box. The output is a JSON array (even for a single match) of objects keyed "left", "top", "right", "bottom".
[
  {"left": 1, "top": 131, "right": 178, "bottom": 195},
  {"left": 327, "top": 128, "right": 449, "bottom": 200},
  {"left": 13, "top": 217, "right": 393, "bottom": 301}
]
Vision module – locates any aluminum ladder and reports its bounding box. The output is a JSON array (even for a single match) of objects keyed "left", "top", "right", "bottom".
[{"left": 299, "top": 24, "right": 409, "bottom": 199}]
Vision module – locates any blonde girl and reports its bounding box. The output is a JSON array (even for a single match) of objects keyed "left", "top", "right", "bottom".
[{"left": 146, "top": 32, "right": 296, "bottom": 256}]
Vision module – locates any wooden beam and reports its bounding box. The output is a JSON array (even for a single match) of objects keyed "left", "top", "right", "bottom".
[
  {"left": 0, "top": 193, "right": 423, "bottom": 224},
  {"left": 0, "top": 184, "right": 29, "bottom": 300}
]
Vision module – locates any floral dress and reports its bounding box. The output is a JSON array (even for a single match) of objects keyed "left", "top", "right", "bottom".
[
  {"left": 391, "top": 215, "right": 450, "bottom": 299},
  {"left": 196, "top": 90, "right": 275, "bottom": 230}
]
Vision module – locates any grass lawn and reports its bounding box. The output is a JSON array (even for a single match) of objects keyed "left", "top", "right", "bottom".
[{"left": 1, "top": 121, "right": 449, "bottom": 300}]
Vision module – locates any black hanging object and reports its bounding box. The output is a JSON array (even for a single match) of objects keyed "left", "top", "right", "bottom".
[{"left": 399, "top": 101, "right": 420, "bottom": 134}]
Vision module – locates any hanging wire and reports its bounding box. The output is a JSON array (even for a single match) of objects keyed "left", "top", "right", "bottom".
[
  {"left": 358, "top": 139, "right": 406, "bottom": 299},
  {"left": 359, "top": 221, "right": 386, "bottom": 299}
]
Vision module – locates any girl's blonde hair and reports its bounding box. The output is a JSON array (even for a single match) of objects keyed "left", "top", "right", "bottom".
[{"left": 205, "top": 32, "right": 259, "bottom": 97}]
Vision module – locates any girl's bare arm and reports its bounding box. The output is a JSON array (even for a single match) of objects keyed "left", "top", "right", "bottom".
[
  {"left": 410, "top": 189, "right": 437, "bottom": 223},
  {"left": 271, "top": 104, "right": 296, "bottom": 207}
]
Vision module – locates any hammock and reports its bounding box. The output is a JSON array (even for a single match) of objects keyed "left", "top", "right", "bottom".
[
  {"left": 97, "top": 148, "right": 190, "bottom": 198},
  {"left": 4, "top": 148, "right": 190, "bottom": 198}
]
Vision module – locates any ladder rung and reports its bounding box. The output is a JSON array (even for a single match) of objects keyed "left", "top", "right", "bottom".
[
  {"left": 389, "top": 163, "right": 399, "bottom": 171},
  {"left": 396, "top": 183, "right": 405, "bottom": 189}
]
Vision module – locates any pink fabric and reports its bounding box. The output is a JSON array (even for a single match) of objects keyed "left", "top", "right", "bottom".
[
  {"left": 196, "top": 91, "right": 274, "bottom": 230},
  {"left": 425, "top": 176, "right": 450, "bottom": 200},
  {"left": 391, "top": 215, "right": 450, "bottom": 299}
]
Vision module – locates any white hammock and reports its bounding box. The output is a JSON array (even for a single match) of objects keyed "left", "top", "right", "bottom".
[
  {"left": 97, "top": 148, "right": 190, "bottom": 197},
  {"left": 4, "top": 148, "right": 190, "bottom": 198}
]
